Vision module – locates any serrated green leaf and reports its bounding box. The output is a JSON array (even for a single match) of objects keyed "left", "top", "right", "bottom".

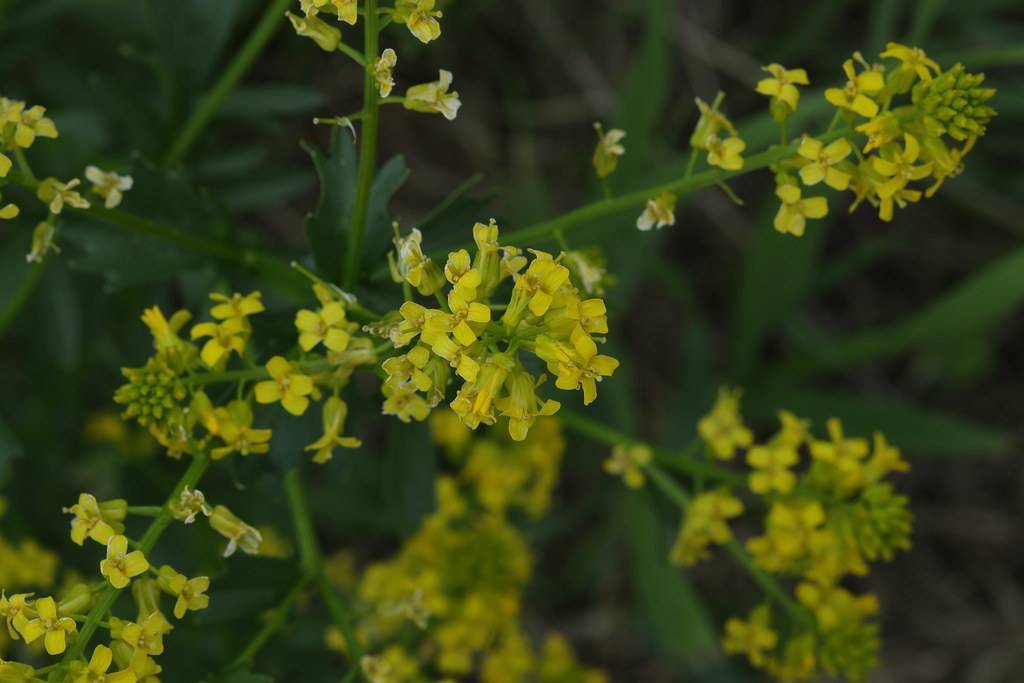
[
  {"left": 302, "top": 129, "right": 357, "bottom": 283},
  {"left": 745, "top": 385, "right": 1013, "bottom": 456}
]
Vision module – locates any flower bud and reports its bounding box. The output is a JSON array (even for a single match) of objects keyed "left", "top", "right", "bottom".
[
  {"left": 209, "top": 505, "right": 263, "bottom": 557},
  {"left": 286, "top": 11, "right": 341, "bottom": 52}
]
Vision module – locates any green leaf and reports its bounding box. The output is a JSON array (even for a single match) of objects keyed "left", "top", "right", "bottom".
[
  {"left": 383, "top": 420, "right": 437, "bottom": 538},
  {"left": 213, "top": 667, "right": 275, "bottom": 683},
  {"left": 784, "top": 244, "right": 1024, "bottom": 376},
  {"left": 745, "top": 385, "right": 1014, "bottom": 457},
  {"left": 302, "top": 129, "right": 357, "bottom": 283},
  {"left": 361, "top": 155, "right": 410, "bottom": 270},
  {"left": 220, "top": 84, "right": 325, "bottom": 119},
  {"left": 0, "top": 417, "right": 24, "bottom": 486},
  {"left": 622, "top": 490, "right": 722, "bottom": 667}
]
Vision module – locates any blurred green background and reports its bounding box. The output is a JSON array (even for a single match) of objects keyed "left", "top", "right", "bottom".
[{"left": 1, "top": 0, "right": 1023, "bottom": 680}]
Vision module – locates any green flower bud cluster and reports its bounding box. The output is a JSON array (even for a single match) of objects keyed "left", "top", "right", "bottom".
[{"left": 913, "top": 63, "right": 996, "bottom": 140}]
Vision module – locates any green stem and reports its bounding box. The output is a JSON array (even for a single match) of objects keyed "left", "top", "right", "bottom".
[
  {"left": 186, "top": 358, "right": 332, "bottom": 387},
  {"left": 58, "top": 452, "right": 211, "bottom": 669},
  {"left": 558, "top": 410, "right": 747, "bottom": 487},
  {"left": 162, "top": 0, "right": 295, "bottom": 166},
  {"left": 228, "top": 576, "right": 310, "bottom": 668},
  {"left": 283, "top": 468, "right": 364, "bottom": 675},
  {"left": 125, "top": 506, "right": 163, "bottom": 517},
  {"left": 337, "top": 41, "right": 368, "bottom": 66},
  {"left": 343, "top": 0, "right": 380, "bottom": 291},
  {"left": 13, "top": 148, "right": 35, "bottom": 182}
]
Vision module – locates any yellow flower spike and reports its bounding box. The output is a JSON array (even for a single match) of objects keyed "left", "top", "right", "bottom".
[
  {"left": 797, "top": 136, "right": 853, "bottom": 190},
  {"left": 494, "top": 369, "right": 560, "bottom": 441},
  {"left": 209, "top": 400, "right": 272, "bottom": 460},
  {"left": 444, "top": 249, "right": 483, "bottom": 301},
  {"left": 755, "top": 63, "right": 810, "bottom": 120},
  {"left": 697, "top": 387, "right": 753, "bottom": 460},
  {"left": 825, "top": 55, "right": 884, "bottom": 118},
  {"left": 603, "top": 443, "right": 652, "bottom": 489},
  {"left": 403, "top": 69, "right": 461, "bottom": 121},
  {"left": 773, "top": 183, "right": 828, "bottom": 237},
  {"left": 286, "top": 10, "right": 341, "bottom": 52},
  {"left": 190, "top": 317, "right": 248, "bottom": 369},
  {"left": 19, "top": 596, "right": 76, "bottom": 655},
  {"left": 209, "top": 291, "right": 264, "bottom": 321},
  {"left": 36, "top": 177, "right": 90, "bottom": 214},
  {"left": 670, "top": 488, "right": 744, "bottom": 566},
  {"left": 880, "top": 42, "right": 940, "bottom": 90},
  {"left": 722, "top": 604, "right": 778, "bottom": 669},
  {"left": 747, "top": 443, "right": 799, "bottom": 494},
  {"left": 73, "top": 645, "right": 135, "bottom": 683},
  {"left": 121, "top": 611, "right": 172, "bottom": 656},
  {"left": 372, "top": 48, "right": 397, "bottom": 98},
  {"left": 704, "top": 134, "right": 746, "bottom": 170},
  {"left": 296, "top": 301, "right": 351, "bottom": 352},
  {"left": 592, "top": 123, "right": 626, "bottom": 179},
  {"left": 254, "top": 356, "right": 315, "bottom": 416},
  {"left": 84, "top": 166, "right": 133, "bottom": 209},
  {"left": 63, "top": 493, "right": 125, "bottom": 546},
  {"left": 306, "top": 396, "right": 362, "bottom": 464},
  {"left": 636, "top": 191, "right": 677, "bottom": 231},
  {"left": 871, "top": 133, "right": 933, "bottom": 199},
  {"left": 209, "top": 506, "right": 263, "bottom": 558},
  {"left": 100, "top": 535, "right": 150, "bottom": 589},
  {"left": 1, "top": 592, "right": 33, "bottom": 641},
  {"left": 394, "top": 0, "right": 442, "bottom": 44}
]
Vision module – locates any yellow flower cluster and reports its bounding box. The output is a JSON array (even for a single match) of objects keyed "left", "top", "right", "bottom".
[
  {"left": 377, "top": 221, "right": 619, "bottom": 441},
  {"left": 670, "top": 389, "right": 913, "bottom": 682},
  {"left": 339, "top": 416, "right": 605, "bottom": 683},
  {"left": 767, "top": 44, "right": 995, "bottom": 235}
]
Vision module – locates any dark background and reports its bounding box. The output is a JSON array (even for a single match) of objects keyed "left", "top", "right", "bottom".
[{"left": 1, "top": 0, "right": 1023, "bottom": 680}]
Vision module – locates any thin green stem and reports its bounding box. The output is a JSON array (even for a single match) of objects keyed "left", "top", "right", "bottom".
[
  {"left": 186, "top": 358, "right": 332, "bottom": 387},
  {"left": 125, "top": 505, "right": 163, "bottom": 517},
  {"left": 283, "top": 468, "right": 364, "bottom": 677},
  {"left": 343, "top": 0, "right": 380, "bottom": 291},
  {"left": 229, "top": 576, "right": 310, "bottom": 668},
  {"left": 162, "top": 0, "right": 295, "bottom": 166},
  {"left": 58, "top": 452, "right": 211, "bottom": 670},
  {"left": 337, "top": 41, "right": 367, "bottom": 66},
  {"left": 13, "top": 148, "right": 35, "bottom": 182}
]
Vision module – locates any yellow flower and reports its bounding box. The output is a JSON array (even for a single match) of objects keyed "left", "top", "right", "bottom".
[
  {"left": 697, "top": 387, "right": 753, "bottom": 460},
  {"left": 450, "top": 353, "right": 515, "bottom": 429},
  {"left": 797, "top": 136, "right": 853, "bottom": 190},
  {"left": 383, "top": 346, "right": 434, "bottom": 392},
  {"left": 670, "top": 489, "right": 744, "bottom": 566},
  {"left": 0, "top": 152, "right": 10, "bottom": 177},
  {"left": 73, "top": 645, "right": 135, "bottom": 683},
  {"left": 796, "top": 581, "right": 878, "bottom": 630},
  {"left": 254, "top": 356, "right": 315, "bottom": 416},
  {"left": 140, "top": 306, "right": 192, "bottom": 358},
  {"left": 403, "top": 69, "right": 461, "bottom": 120},
  {"left": 773, "top": 183, "right": 828, "bottom": 237},
  {"left": 296, "top": 301, "right": 351, "bottom": 352},
  {"left": 84, "top": 166, "right": 133, "bottom": 209},
  {"left": 169, "top": 486, "right": 211, "bottom": 524},
  {"left": 308, "top": 0, "right": 358, "bottom": 24},
  {"left": 535, "top": 329, "right": 618, "bottom": 405},
  {"left": 382, "top": 382, "right": 431, "bottom": 423},
  {"left": 100, "top": 535, "right": 150, "bottom": 589},
  {"left": 825, "top": 54, "right": 884, "bottom": 118},
  {"left": 209, "top": 505, "right": 263, "bottom": 557},
  {"left": 428, "top": 334, "right": 481, "bottom": 382},
  {"left": 63, "top": 493, "right": 126, "bottom": 546},
  {"left": 494, "top": 369, "right": 560, "bottom": 442},
  {"left": 871, "top": 133, "right": 933, "bottom": 199},
  {"left": 503, "top": 255, "right": 571, "bottom": 326},
  {"left": 441, "top": 292, "right": 492, "bottom": 346},
  {"left": 722, "top": 604, "right": 778, "bottom": 668},
  {"left": 286, "top": 10, "right": 341, "bottom": 52},
  {"left": 592, "top": 123, "right": 626, "bottom": 178},
  {"left": 636, "top": 192, "right": 676, "bottom": 231},
  {"left": 394, "top": 0, "right": 442, "bottom": 44},
  {"left": 880, "top": 42, "right": 940, "bottom": 87},
  {"left": 755, "top": 63, "right": 810, "bottom": 118},
  {"left": 810, "top": 418, "right": 869, "bottom": 489},
  {"left": 393, "top": 228, "right": 444, "bottom": 294},
  {"left": 603, "top": 443, "right": 652, "bottom": 488},
  {"left": 747, "top": 443, "right": 798, "bottom": 494},
  {"left": 129, "top": 651, "right": 162, "bottom": 682},
  {"left": 0, "top": 186, "right": 18, "bottom": 219},
  {"left": 444, "top": 249, "right": 483, "bottom": 301},
  {"left": 704, "top": 134, "right": 745, "bottom": 170},
  {"left": 1, "top": 592, "right": 33, "bottom": 641},
  {"left": 36, "top": 177, "right": 90, "bottom": 214},
  {"left": 190, "top": 317, "right": 248, "bottom": 368},
  {"left": 306, "top": 396, "right": 362, "bottom": 464},
  {"left": 209, "top": 400, "right": 272, "bottom": 460},
  {"left": 20, "top": 596, "right": 76, "bottom": 655},
  {"left": 747, "top": 501, "right": 825, "bottom": 571},
  {"left": 121, "top": 611, "right": 172, "bottom": 656},
  {"left": 690, "top": 93, "right": 737, "bottom": 146},
  {"left": 372, "top": 48, "right": 397, "bottom": 98},
  {"left": 210, "top": 291, "right": 264, "bottom": 321},
  {"left": 1, "top": 99, "right": 58, "bottom": 148}
]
